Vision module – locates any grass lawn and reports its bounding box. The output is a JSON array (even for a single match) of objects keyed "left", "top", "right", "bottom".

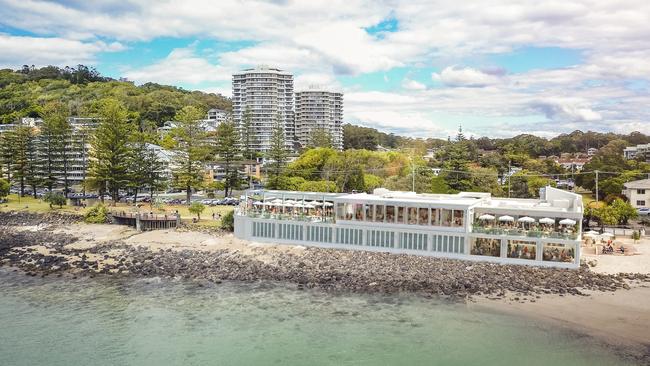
[
  {"left": 581, "top": 193, "right": 605, "bottom": 208},
  {"left": 1, "top": 194, "right": 234, "bottom": 228}
]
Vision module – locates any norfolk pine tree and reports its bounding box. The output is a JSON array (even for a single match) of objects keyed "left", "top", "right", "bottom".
[
  {"left": 266, "top": 114, "right": 289, "bottom": 189},
  {"left": 215, "top": 118, "right": 242, "bottom": 197},
  {"left": 171, "top": 106, "right": 209, "bottom": 204},
  {"left": 87, "top": 99, "right": 133, "bottom": 203},
  {"left": 40, "top": 102, "right": 71, "bottom": 192}
]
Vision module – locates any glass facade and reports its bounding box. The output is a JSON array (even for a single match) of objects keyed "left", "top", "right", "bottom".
[
  {"left": 507, "top": 240, "right": 537, "bottom": 260},
  {"left": 471, "top": 237, "right": 501, "bottom": 257},
  {"left": 543, "top": 243, "right": 575, "bottom": 263}
]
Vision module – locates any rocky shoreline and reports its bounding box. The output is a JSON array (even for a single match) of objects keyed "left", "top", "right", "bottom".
[{"left": 1, "top": 211, "right": 648, "bottom": 301}]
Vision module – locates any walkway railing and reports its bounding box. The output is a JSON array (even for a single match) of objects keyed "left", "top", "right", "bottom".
[{"left": 472, "top": 225, "right": 579, "bottom": 240}]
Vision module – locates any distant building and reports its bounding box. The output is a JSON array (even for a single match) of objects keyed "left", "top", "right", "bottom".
[
  {"left": 624, "top": 143, "right": 650, "bottom": 161},
  {"left": 232, "top": 66, "right": 295, "bottom": 153},
  {"left": 144, "top": 143, "right": 174, "bottom": 179},
  {"left": 622, "top": 179, "right": 650, "bottom": 209},
  {"left": 554, "top": 157, "right": 591, "bottom": 171},
  {"left": 587, "top": 147, "right": 598, "bottom": 156},
  {"left": 294, "top": 87, "right": 343, "bottom": 150},
  {"left": 203, "top": 108, "right": 228, "bottom": 131}
]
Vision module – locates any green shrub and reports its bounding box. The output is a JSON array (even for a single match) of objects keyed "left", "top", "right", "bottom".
[
  {"left": 84, "top": 203, "right": 109, "bottom": 223},
  {"left": 221, "top": 209, "right": 234, "bottom": 231},
  {"left": 0, "top": 178, "right": 9, "bottom": 200},
  {"left": 44, "top": 192, "right": 66, "bottom": 208},
  {"left": 189, "top": 202, "right": 206, "bottom": 220}
]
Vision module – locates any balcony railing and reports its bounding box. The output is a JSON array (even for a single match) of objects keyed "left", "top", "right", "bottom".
[
  {"left": 472, "top": 225, "right": 579, "bottom": 240},
  {"left": 244, "top": 211, "right": 335, "bottom": 223}
]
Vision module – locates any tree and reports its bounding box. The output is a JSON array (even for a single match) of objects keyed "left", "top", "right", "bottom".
[
  {"left": 189, "top": 202, "right": 205, "bottom": 220},
  {"left": 240, "top": 106, "right": 257, "bottom": 160},
  {"left": 44, "top": 192, "right": 66, "bottom": 209},
  {"left": 610, "top": 198, "right": 638, "bottom": 225},
  {"left": 87, "top": 99, "right": 133, "bottom": 203},
  {"left": 215, "top": 119, "right": 242, "bottom": 197},
  {"left": 128, "top": 138, "right": 168, "bottom": 205},
  {"left": 40, "top": 102, "right": 71, "bottom": 192},
  {"left": 6, "top": 126, "right": 39, "bottom": 197},
  {"left": 308, "top": 127, "right": 333, "bottom": 149},
  {"left": 171, "top": 106, "right": 210, "bottom": 204},
  {"left": 266, "top": 115, "right": 289, "bottom": 189},
  {"left": 439, "top": 130, "right": 472, "bottom": 192},
  {"left": 221, "top": 209, "right": 235, "bottom": 231},
  {"left": 0, "top": 178, "right": 9, "bottom": 200}
]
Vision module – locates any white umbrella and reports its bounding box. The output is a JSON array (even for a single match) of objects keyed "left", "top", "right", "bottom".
[
  {"left": 600, "top": 232, "right": 614, "bottom": 238},
  {"left": 539, "top": 217, "right": 555, "bottom": 225},
  {"left": 307, "top": 200, "right": 322, "bottom": 206},
  {"left": 263, "top": 201, "right": 274, "bottom": 206},
  {"left": 283, "top": 202, "right": 296, "bottom": 207},
  {"left": 271, "top": 198, "right": 283, "bottom": 204},
  {"left": 498, "top": 215, "right": 515, "bottom": 222},
  {"left": 478, "top": 214, "right": 495, "bottom": 220},
  {"left": 304, "top": 203, "right": 315, "bottom": 209},
  {"left": 517, "top": 216, "right": 535, "bottom": 223},
  {"left": 253, "top": 201, "right": 264, "bottom": 205},
  {"left": 559, "top": 218, "right": 576, "bottom": 225},
  {"left": 584, "top": 230, "right": 600, "bottom": 236},
  {"left": 323, "top": 202, "right": 334, "bottom": 207}
]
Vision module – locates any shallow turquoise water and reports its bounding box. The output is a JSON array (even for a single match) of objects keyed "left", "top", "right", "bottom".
[{"left": 0, "top": 269, "right": 639, "bottom": 366}]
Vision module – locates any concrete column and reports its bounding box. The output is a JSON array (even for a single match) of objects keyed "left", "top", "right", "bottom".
[{"left": 135, "top": 213, "right": 142, "bottom": 231}]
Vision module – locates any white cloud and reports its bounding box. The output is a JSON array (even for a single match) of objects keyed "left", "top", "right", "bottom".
[
  {"left": 401, "top": 78, "right": 426, "bottom": 90},
  {"left": 123, "top": 46, "right": 231, "bottom": 85},
  {"left": 0, "top": 34, "right": 122, "bottom": 67},
  {"left": 432, "top": 66, "right": 504, "bottom": 87}
]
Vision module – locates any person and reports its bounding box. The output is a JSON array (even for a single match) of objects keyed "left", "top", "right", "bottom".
[
  {"left": 212, "top": 212, "right": 215, "bottom": 220},
  {"left": 619, "top": 245, "right": 625, "bottom": 254}
]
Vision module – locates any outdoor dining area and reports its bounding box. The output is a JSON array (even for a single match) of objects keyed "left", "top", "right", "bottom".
[
  {"left": 240, "top": 194, "right": 336, "bottom": 223},
  {"left": 472, "top": 212, "right": 580, "bottom": 240}
]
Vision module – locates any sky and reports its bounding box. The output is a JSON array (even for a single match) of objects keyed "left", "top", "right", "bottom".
[{"left": 0, "top": 0, "right": 649, "bottom": 139}]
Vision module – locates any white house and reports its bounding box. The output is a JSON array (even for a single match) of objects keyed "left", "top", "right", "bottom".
[{"left": 623, "top": 179, "right": 650, "bottom": 208}]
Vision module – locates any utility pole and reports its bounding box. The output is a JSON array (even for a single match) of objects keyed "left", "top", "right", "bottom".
[
  {"left": 595, "top": 170, "right": 599, "bottom": 203},
  {"left": 508, "top": 160, "right": 512, "bottom": 198}
]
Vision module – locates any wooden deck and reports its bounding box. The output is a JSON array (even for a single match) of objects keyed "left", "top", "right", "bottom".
[{"left": 111, "top": 211, "right": 180, "bottom": 231}]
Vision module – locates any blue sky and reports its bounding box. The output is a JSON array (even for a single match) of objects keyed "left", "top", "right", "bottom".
[{"left": 0, "top": 0, "right": 649, "bottom": 138}]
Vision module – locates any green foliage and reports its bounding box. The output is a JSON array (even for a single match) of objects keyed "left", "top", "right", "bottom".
[
  {"left": 128, "top": 138, "right": 168, "bottom": 203},
  {"left": 297, "top": 180, "right": 337, "bottom": 192},
  {"left": 266, "top": 115, "right": 289, "bottom": 189},
  {"left": 363, "top": 174, "right": 383, "bottom": 192},
  {"left": 84, "top": 203, "right": 109, "bottom": 223},
  {"left": 43, "top": 191, "right": 66, "bottom": 208},
  {"left": 171, "top": 106, "right": 210, "bottom": 203},
  {"left": 87, "top": 99, "right": 133, "bottom": 202},
  {"left": 0, "top": 65, "right": 230, "bottom": 126},
  {"left": 220, "top": 209, "right": 235, "bottom": 231},
  {"left": 189, "top": 202, "right": 206, "bottom": 219},
  {"left": 240, "top": 106, "right": 257, "bottom": 160},
  {"left": 0, "top": 178, "right": 9, "bottom": 199},
  {"left": 308, "top": 127, "right": 333, "bottom": 149},
  {"left": 609, "top": 198, "right": 638, "bottom": 225},
  {"left": 214, "top": 119, "right": 242, "bottom": 197}
]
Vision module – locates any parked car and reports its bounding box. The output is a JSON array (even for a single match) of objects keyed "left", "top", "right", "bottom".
[{"left": 637, "top": 208, "right": 650, "bottom": 216}]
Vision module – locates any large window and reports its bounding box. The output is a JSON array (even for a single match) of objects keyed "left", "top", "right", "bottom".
[
  {"left": 386, "top": 206, "right": 395, "bottom": 223},
  {"left": 408, "top": 207, "right": 418, "bottom": 225},
  {"left": 543, "top": 243, "right": 575, "bottom": 263},
  {"left": 452, "top": 210, "right": 464, "bottom": 227},
  {"left": 344, "top": 203, "right": 353, "bottom": 220},
  {"left": 471, "top": 237, "right": 501, "bottom": 257},
  {"left": 431, "top": 208, "right": 439, "bottom": 226},
  {"left": 397, "top": 207, "right": 405, "bottom": 224},
  {"left": 418, "top": 208, "right": 429, "bottom": 225},
  {"left": 637, "top": 200, "right": 646, "bottom": 206},
  {"left": 637, "top": 189, "right": 646, "bottom": 194},
  {"left": 440, "top": 209, "right": 452, "bottom": 227},
  {"left": 375, "top": 205, "right": 385, "bottom": 222},
  {"left": 354, "top": 204, "right": 363, "bottom": 221},
  {"left": 507, "top": 240, "right": 537, "bottom": 260},
  {"left": 336, "top": 203, "right": 345, "bottom": 220},
  {"left": 365, "top": 204, "right": 374, "bottom": 222}
]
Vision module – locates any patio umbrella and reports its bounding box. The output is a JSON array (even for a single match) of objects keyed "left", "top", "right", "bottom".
[
  {"left": 271, "top": 198, "right": 283, "bottom": 204},
  {"left": 307, "top": 200, "right": 322, "bottom": 206},
  {"left": 323, "top": 202, "right": 334, "bottom": 207},
  {"left": 539, "top": 217, "right": 555, "bottom": 224},
  {"left": 283, "top": 202, "right": 296, "bottom": 207},
  {"left": 304, "top": 203, "right": 315, "bottom": 209},
  {"left": 584, "top": 230, "right": 600, "bottom": 236},
  {"left": 253, "top": 201, "right": 263, "bottom": 205},
  {"left": 559, "top": 218, "right": 576, "bottom": 225},
  {"left": 498, "top": 215, "right": 515, "bottom": 222},
  {"left": 478, "top": 214, "right": 495, "bottom": 220},
  {"left": 600, "top": 232, "right": 614, "bottom": 238},
  {"left": 517, "top": 216, "right": 535, "bottom": 223}
]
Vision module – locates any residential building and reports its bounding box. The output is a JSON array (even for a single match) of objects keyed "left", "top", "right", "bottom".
[
  {"left": 587, "top": 147, "right": 598, "bottom": 156},
  {"left": 555, "top": 157, "right": 591, "bottom": 171},
  {"left": 235, "top": 186, "right": 583, "bottom": 268},
  {"left": 144, "top": 143, "right": 174, "bottom": 179},
  {"left": 294, "top": 87, "right": 343, "bottom": 150},
  {"left": 624, "top": 143, "right": 650, "bottom": 161},
  {"left": 622, "top": 179, "right": 650, "bottom": 208},
  {"left": 232, "top": 66, "right": 295, "bottom": 153},
  {"left": 203, "top": 108, "right": 228, "bottom": 131}
]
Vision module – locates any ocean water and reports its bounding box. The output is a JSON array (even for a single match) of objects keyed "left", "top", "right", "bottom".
[{"left": 0, "top": 269, "right": 639, "bottom": 366}]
